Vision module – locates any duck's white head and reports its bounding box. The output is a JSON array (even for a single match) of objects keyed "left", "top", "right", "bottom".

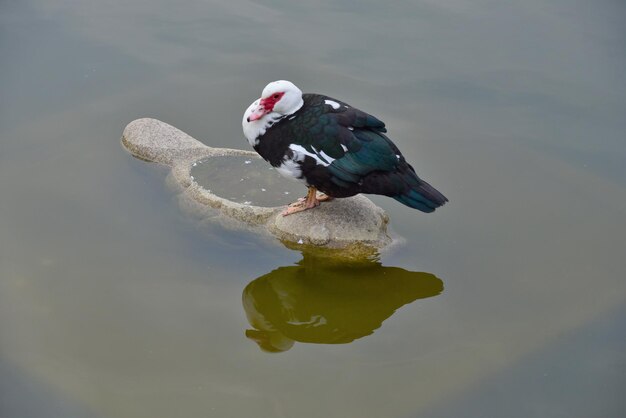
[{"left": 242, "top": 80, "right": 304, "bottom": 145}]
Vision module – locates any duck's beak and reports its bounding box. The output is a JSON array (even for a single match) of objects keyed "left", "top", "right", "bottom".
[{"left": 246, "top": 104, "right": 267, "bottom": 122}]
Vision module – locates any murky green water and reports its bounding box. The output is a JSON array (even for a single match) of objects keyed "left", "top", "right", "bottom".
[{"left": 1, "top": 0, "right": 625, "bottom": 417}]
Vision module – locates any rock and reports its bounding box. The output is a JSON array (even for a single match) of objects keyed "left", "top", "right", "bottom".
[
  {"left": 122, "top": 118, "right": 211, "bottom": 165},
  {"left": 308, "top": 225, "right": 330, "bottom": 246},
  {"left": 269, "top": 196, "right": 389, "bottom": 248},
  {"left": 121, "top": 118, "right": 392, "bottom": 254}
]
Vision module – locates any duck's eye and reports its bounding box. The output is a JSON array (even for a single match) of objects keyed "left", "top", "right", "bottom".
[{"left": 273, "top": 94, "right": 280, "bottom": 99}]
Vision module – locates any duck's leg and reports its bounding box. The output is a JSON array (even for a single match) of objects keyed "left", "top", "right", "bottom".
[
  {"left": 317, "top": 193, "right": 334, "bottom": 202},
  {"left": 288, "top": 191, "right": 333, "bottom": 207},
  {"left": 282, "top": 186, "right": 320, "bottom": 216}
]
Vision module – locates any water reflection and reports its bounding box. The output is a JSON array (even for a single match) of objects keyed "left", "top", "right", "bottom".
[{"left": 243, "top": 252, "right": 444, "bottom": 352}]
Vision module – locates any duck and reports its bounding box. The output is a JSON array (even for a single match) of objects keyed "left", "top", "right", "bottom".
[{"left": 242, "top": 80, "right": 448, "bottom": 216}]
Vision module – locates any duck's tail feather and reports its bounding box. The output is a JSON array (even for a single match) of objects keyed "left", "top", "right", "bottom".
[{"left": 392, "top": 178, "right": 448, "bottom": 212}]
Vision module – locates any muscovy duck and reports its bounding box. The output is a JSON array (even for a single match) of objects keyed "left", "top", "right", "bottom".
[{"left": 242, "top": 80, "right": 448, "bottom": 216}]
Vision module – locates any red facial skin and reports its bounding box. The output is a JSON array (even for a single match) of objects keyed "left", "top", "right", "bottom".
[
  {"left": 259, "top": 91, "right": 285, "bottom": 111},
  {"left": 247, "top": 91, "right": 285, "bottom": 122}
]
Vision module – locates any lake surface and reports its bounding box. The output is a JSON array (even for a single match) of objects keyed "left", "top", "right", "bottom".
[{"left": 1, "top": 0, "right": 625, "bottom": 417}]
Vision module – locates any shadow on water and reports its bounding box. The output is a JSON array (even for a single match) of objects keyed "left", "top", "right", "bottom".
[{"left": 242, "top": 251, "right": 444, "bottom": 352}]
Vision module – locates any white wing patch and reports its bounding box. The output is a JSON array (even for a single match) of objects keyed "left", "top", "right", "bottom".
[
  {"left": 290, "top": 144, "right": 337, "bottom": 167},
  {"left": 341, "top": 144, "right": 348, "bottom": 152},
  {"left": 276, "top": 158, "right": 303, "bottom": 181},
  {"left": 324, "top": 99, "right": 341, "bottom": 110},
  {"left": 274, "top": 144, "right": 332, "bottom": 183},
  {"left": 317, "top": 149, "right": 336, "bottom": 164}
]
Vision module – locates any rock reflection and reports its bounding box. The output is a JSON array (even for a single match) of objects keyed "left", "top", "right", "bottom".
[{"left": 243, "top": 252, "right": 444, "bottom": 352}]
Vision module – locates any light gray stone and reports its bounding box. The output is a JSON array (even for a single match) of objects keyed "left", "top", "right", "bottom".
[
  {"left": 269, "top": 196, "right": 389, "bottom": 248},
  {"left": 308, "top": 225, "right": 330, "bottom": 246},
  {"left": 121, "top": 118, "right": 392, "bottom": 254}
]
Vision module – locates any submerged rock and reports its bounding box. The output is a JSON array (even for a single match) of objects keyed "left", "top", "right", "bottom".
[{"left": 121, "top": 118, "right": 392, "bottom": 254}]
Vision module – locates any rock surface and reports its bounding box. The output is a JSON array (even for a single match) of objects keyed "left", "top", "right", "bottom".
[{"left": 121, "top": 118, "right": 392, "bottom": 254}]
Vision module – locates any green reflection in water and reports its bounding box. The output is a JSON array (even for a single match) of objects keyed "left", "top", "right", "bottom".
[{"left": 243, "top": 252, "right": 444, "bottom": 352}]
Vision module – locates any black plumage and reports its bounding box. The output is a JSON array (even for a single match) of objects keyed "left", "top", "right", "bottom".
[{"left": 252, "top": 93, "right": 448, "bottom": 213}]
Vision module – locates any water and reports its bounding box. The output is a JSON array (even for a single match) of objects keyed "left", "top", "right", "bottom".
[
  {"left": 1, "top": 1, "right": 625, "bottom": 417},
  {"left": 243, "top": 254, "right": 443, "bottom": 352},
  {"left": 190, "top": 156, "right": 303, "bottom": 206}
]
